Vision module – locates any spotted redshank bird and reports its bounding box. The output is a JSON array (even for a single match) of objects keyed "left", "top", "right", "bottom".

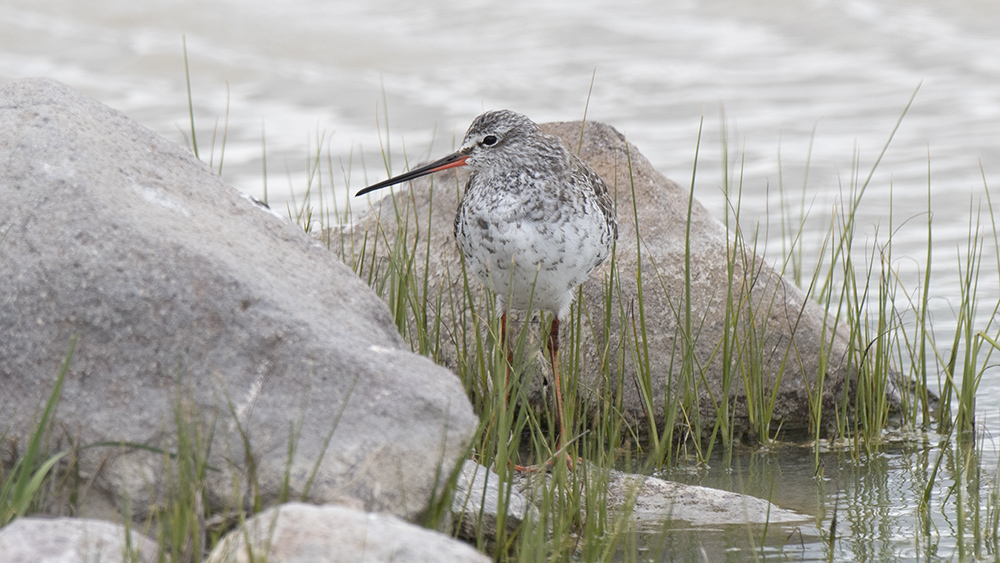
[{"left": 356, "top": 109, "right": 617, "bottom": 459}]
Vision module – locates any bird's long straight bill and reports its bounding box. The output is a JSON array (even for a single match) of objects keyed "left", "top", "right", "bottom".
[{"left": 355, "top": 152, "right": 469, "bottom": 197}]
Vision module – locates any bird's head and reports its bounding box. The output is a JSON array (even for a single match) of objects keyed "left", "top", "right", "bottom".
[
  {"left": 457, "top": 109, "right": 547, "bottom": 171},
  {"left": 355, "top": 109, "right": 559, "bottom": 197}
]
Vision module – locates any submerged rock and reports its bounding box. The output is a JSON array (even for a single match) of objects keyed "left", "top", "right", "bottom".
[
  {"left": 0, "top": 78, "right": 477, "bottom": 522},
  {"left": 604, "top": 469, "right": 810, "bottom": 529},
  {"left": 512, "top": 463, "right": 809, "bottom": 531}
]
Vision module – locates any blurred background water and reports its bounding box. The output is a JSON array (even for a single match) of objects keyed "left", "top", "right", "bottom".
[
  {"left": 3, "top": 1, "right": 999, "bottom": 559},
  {"left": 5, "top": 0, "right": 998, "bottom": 300},
  {"left": 4, "top": 0, "right": 997, "bottom": 219}
]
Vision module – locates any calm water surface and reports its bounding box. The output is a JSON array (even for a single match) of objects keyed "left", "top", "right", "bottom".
[
  {"left": 3, "top": 1, "right": 999, "bottom": 560},
  {"left": 651, "top": 437, "right": 999, "bottom": 561}
]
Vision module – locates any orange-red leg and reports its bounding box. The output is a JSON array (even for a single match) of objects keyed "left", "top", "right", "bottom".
[
  {"left": 547, "top": 316, "right": 567, "bottom": 455},
  {"left": 511, "top": 315, "right": 575, "bottom": 472}
]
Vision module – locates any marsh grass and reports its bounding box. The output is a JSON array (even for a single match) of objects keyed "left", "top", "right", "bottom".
[
  {"left": 3, "top": 75, "right": 1000, "bottom": 561},
  {"left": 331, "top": 94, "right": 1000, "bottom": 559},
  {"left": 0, "top": 337, "right": 75, "bottom": 527}
]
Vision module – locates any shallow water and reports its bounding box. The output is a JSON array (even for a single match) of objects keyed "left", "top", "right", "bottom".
[
  {"left": 650, "top": 435, "right": 1000, "bottom": 561},
  {"left": 4, "top": 1, "right": 1000, "bottom": 560}
]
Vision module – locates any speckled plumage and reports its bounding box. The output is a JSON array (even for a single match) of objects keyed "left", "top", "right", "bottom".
[{"left": 451, "top": 110, "right": 617, "bottom": 317}]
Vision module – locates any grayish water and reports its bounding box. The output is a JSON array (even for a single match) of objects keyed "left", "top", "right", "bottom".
[
  {"left": 4, "top": 0, "right": 999, "bottom": 559},
  {"left": 655, "top": 437, "right": 999, "bottom": 562}
]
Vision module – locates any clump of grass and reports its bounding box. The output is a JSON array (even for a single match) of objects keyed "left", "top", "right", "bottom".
[
  {"left": 0, "top": 337, "right": 76, "bottom": 526},
  {"left": 152, "top": 366, "right": 217, "bottom": 562}
]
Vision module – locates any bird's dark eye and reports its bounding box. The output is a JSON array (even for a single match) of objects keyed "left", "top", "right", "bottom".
[{"left": 482, "top": 135, "right": 498, "bottom": 146}]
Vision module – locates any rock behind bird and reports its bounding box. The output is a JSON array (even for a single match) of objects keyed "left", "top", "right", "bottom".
[{"left": 345, "top": 118, "right": 855, "bottom": 440}]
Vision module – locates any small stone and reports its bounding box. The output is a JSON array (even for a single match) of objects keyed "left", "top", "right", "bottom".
[
  {"left": 206, "top": 503, "right": 490, "bottom": 563},
  {"left": 0, "top": 517, "right": 159, "bottom": 563}
]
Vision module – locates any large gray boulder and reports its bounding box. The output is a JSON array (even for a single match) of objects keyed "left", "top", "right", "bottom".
[
  {"left": 345, "top": 119, "right": 853, "bottom": 440},
  {"left": 0, "top": 78, "right": 477, "bottom": 522},
  {"left": 206, "top": 502, "right": 491, "bottom": 563}
]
